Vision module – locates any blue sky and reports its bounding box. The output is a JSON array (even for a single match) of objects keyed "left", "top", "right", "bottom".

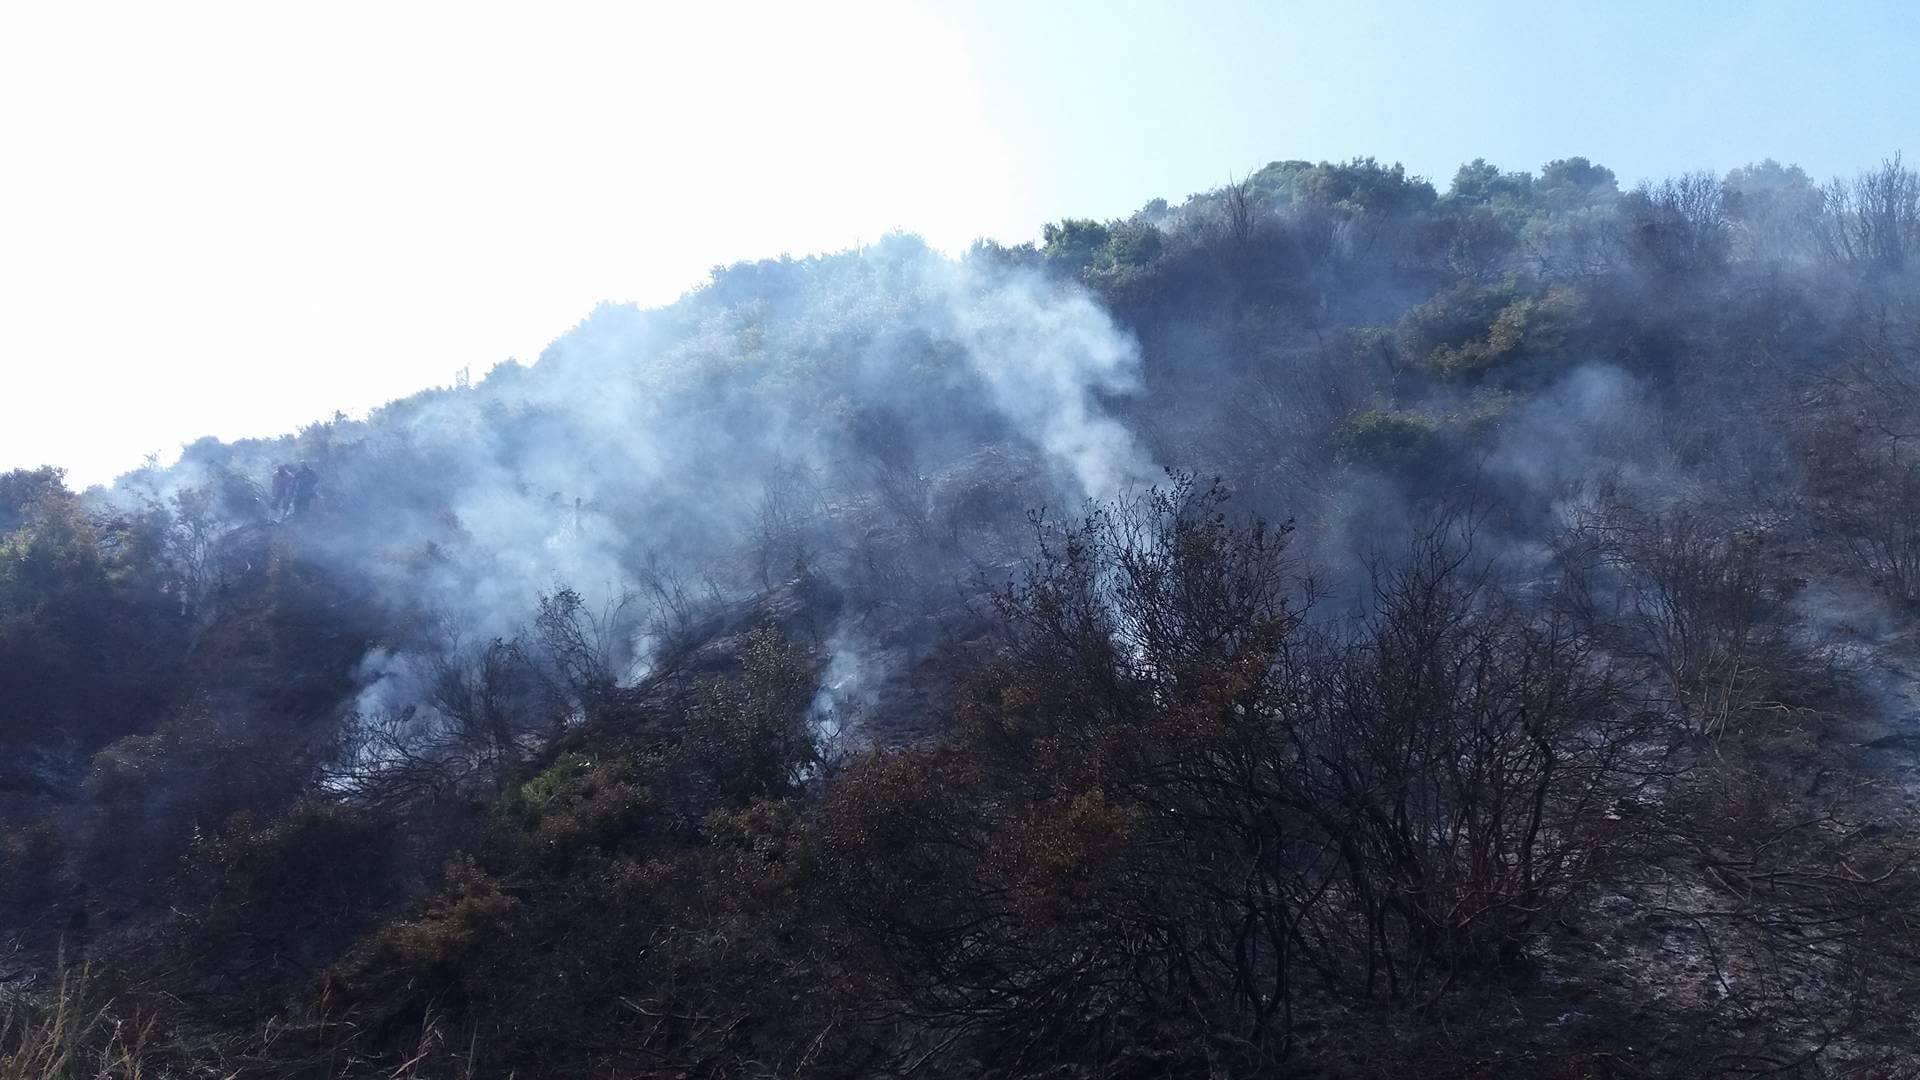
[
  {"left": 1, "top": 0, "right": 1913, "bottom": 485},
  {"left": 947, "top": 0, "right": 1916, "bottom": 224}
]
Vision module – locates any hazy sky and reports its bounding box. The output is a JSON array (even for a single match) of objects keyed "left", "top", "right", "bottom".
[{"left": 2, "top": 0, "right": 1913, "bottom": 485}]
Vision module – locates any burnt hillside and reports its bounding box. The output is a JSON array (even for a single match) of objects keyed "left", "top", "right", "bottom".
[{"left": 7, "top": 154, "right": 1920, "bottom": 1077}]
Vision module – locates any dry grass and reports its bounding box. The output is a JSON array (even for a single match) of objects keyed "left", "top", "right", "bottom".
[{"left": 0, "top": 959, "right": 156, "bottom": 1080}]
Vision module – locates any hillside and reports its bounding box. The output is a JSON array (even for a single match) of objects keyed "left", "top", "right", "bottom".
[{"left": 6, "top": 154, "right": 1920, "bottom": 1077}]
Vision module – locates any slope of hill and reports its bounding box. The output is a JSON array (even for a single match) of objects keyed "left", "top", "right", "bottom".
[{"left": 6, "top": 154, "right": 1920, "bottom": 1077}]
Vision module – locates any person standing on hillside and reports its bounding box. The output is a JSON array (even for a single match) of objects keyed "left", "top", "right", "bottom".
[
  {"left": 290, "top": 463, "right": 319, "bottom": 518},
  {"left": 270, "top": 464, "right": 296, "bottom": 521}
]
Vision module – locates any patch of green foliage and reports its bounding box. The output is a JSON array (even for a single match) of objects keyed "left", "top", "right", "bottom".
[
  {"left": 495, "top": 751, "right": 596, "bottom": 826},
  {"left": 1398, "top": 282, "right": 1584, "bottom": 381},
  {"left": 685, "top": 625, "right": 820, "bottom": 805},
  {"left": 1332, "top": 408, "right": 1438, "bottom": 468}
]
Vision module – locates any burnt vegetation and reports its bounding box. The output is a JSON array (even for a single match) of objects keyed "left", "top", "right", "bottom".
[{"left": 9, "top": 153, "right": 1920, "bottom": 1077}]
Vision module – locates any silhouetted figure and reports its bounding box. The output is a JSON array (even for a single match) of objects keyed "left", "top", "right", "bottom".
[
  {"left": 270, "top": 464, "right": 296, "bottom": 521},
  {"left": 290, "top": 463, "right": 319, "bottom": 518}
]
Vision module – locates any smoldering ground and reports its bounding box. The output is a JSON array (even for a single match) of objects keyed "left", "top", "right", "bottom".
[{"left": 112, "top": 239, "right": 1169, "bottom": 749}]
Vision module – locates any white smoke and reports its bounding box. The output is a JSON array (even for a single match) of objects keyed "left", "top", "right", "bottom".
[
  {"left": 286, "top": 241, "right": 1160, "bottom": 725},
  {"left": 940, "top": 267, "right": 1158, "bottom": 500}
]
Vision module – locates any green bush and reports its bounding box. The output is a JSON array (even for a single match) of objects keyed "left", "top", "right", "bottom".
[
  {"left": 494, "top": 751, "right": 596, "bottom": 826},
  {"left": 1392, "top": 280, "right": 1584, "bottom": 382},
  {"left": 371, "top": 856, "right": 517, "bottom": 974},
  {"left": 1332, "top": 408, "right": 1438, "bottom": 468},
  {"left": 683, "top": 626, "right": 819, "bottom": 806},
  {"left": 1040, "top": 218, "right": 1113, "bottom": 275}
]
